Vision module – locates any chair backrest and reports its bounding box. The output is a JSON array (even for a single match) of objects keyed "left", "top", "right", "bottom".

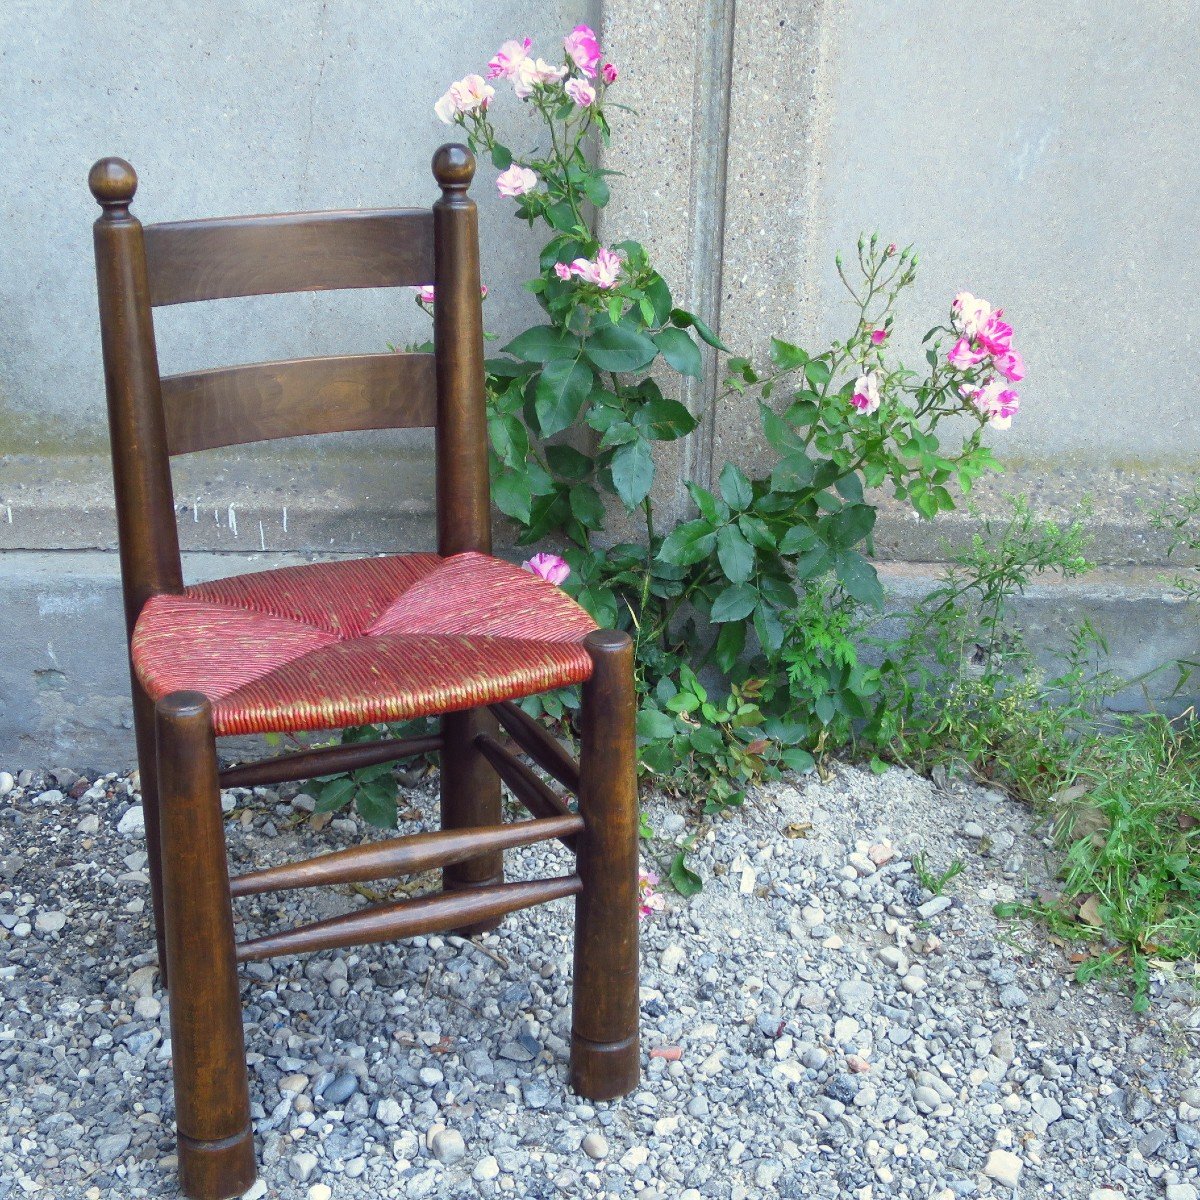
[{"left": 89, "top": 145, "right": 490, "bottom": 640}]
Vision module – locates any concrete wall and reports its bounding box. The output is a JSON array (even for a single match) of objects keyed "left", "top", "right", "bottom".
[{"left": 2, "top": 0, "right": 1197, "bottom": 762}]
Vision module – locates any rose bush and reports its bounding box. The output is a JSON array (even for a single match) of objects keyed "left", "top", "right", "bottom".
[{"left": 430, "top": 25, "right": 1024, "bottom": 821}]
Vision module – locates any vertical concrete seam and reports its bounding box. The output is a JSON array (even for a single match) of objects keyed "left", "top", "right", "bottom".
[
  {"left": 680, "top": 0, "right": 736, "bottom": 505},
  {"left": 796, "top": 0, "right": 834, "bottom": 339}
]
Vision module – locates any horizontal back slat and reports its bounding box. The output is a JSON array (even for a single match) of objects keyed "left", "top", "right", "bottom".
[
  {"left": 144, "top": 209, "right": 434, "bottom": 306},
  {"left": 161, "top": 353, "right": 436, "bottom": 455}
]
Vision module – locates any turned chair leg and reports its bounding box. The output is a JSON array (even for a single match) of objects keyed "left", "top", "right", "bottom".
[
  {"left": 440, "top": 706, "right": 505, "bottom": 935},
  {"left": 131, "top": 680, "right": 169, "bottom": 985},
  {"left": 570, "top": 630, "right": 641, "bottom": 1099},
  {"left": 156, "top": 691, "right": 256, "bottom": 1200}
]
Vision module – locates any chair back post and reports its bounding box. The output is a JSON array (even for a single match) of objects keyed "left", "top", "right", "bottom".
[
  {"left": 89, "top": 158, "right": 183, "bottom": 635},
  {"left": 431, "top": 144, "right": 491, "bottom": 556}
]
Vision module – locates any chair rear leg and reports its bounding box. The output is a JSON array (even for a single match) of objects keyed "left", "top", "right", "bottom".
[
  {"left": 440, "top": 706, "right": 505, "bottom": 935},
  {"left": 570, "top": 630, "right": 641, "bottom": 1100},
  {"left": 131, "top": 680, "right": 169, "bottom": 985},
  {"left": 156, "top": 692, "right": 256, "bottom": 1200}
]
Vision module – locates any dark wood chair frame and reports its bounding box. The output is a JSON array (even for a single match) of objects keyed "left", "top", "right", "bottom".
[{"left": 89, "top": 145, "right": 639, "bottom": 1200}]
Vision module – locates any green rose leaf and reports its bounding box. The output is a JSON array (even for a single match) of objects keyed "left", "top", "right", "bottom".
[
  {"left": 545, "top": 443, "right": 593, "bottom": 480},
  {"left": 356, "top": 780, "right": 398, "bottom": 828},
  {"left": 492, "top": 470, "right": 533, "bottom": 524},
  {"left": 634, "top": 396, "right": 698, "bottom": 441},
  {"left": 718, "top": 463, "right": 753, "bottom": 512},
  {"left": 569, "top": 484, "right": 606, "bottom": 530},
  {"left": 825, "top": 503, "right": 876, "bottom": 549},
  {"left": 645, "top": 274, "right": 673, "bottom": 325},
  {"left": 834, "top": 549, "right": 885, "bottom": 608},
  {"left": 769, "top": 337, "right": 808, "bottom": 370},
  {"left": 669, "top": 851, "right": 703, "bottom": 897},
  {"left": 610, "top": 438, "right": 655, "bottom": 509},
  {"left": 491, "top": 144, "right": 513, "bottom": 170},
  {"left": 710, "top": 582, "right": 758, "bottom": 623},
  {"left": 771, "top": 451, "right": 815, "bottom": 492},
  {"left": 534, "top": 356, "right": 593, "bottom": 437},
  {"left": 585, "top": 323, "right": 660, "bottom": 373},
  {"left": 716, "top": 524, "right": 754, "bottom": 583},
  {"left": 652, "top": 327, "right": 703, "bottom": 378},
  {"left": 659, "top": 519, "right": 717, "bottom": 566},
  {"left": 670, "top": 307, "right": 730, "bottom": 352},
  {"left": 314, "top": 777, "right": 355, "bottom": 813},
  {"left": 712, "top": 621, "right": 747, "bottom": 673},
  {"left": 504, "top": 326, "right": 581, "bottom": 363},
  {"left": 636, "top": 707, "right": 677, "bottom": 741}
]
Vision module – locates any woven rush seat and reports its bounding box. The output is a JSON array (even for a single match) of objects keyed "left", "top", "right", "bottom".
[{"left": 132, "top": 551, "right": 597, "bottom": 736}]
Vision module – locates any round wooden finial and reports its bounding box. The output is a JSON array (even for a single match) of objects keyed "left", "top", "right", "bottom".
[
  {"left": 432, "top": 143, "right": 475, "bottom": 191},
  {"left": 89, "top": 157, "right": 138, "bottom": 208}
]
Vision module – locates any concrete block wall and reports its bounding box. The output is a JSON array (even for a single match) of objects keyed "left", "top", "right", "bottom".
[{"left": 1, "top": 0, "right": 1196, "bottom": 763}]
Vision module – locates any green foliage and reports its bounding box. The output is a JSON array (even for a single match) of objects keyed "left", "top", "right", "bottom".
[
  {"left": 308, "top": 720, "right": 437, "bottom": 828},
  {"left": 867, "top": 498, "right": 1116, "bottom": 802},
  {"left": 912, "top": 851, "right": 966, "bottom": 897},
  {"left": 996, "top": 711, "right": 1200, "bottom": 1011},
  {"left": 1148, "top": 486, "right": 1200, "bottom": 692}
]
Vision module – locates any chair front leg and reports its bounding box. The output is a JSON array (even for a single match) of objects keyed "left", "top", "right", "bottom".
[
  {"left": 440, "top": 706, "right": 505, "bottom": 934},
  {"left": 156, "top": 692, "right": 256, "bottom": 1200},
  {"left": 130, "top": 678, "right": 168, "bottom": 985},
  {"left": 570, "top": 630, "right": 641, "bottom": 1100}
]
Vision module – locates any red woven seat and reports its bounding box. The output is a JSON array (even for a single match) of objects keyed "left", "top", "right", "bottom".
[{"left": 132, "top": 551, "right": 596, "bottom": 736}]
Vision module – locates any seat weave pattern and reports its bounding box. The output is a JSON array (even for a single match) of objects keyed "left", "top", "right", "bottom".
[{"left": 132, "top": 552, "right": 596, "bottom": 735}]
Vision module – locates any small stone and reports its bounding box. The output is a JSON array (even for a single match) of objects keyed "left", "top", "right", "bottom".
[
  {"left": 962, "top": 821, "right": 985, "bottom": 839},
  {"left": 117, "top": 806, "right": 145, "bottom": 836},
  {"left": 868, "top": 843, "right": 895, "bottom": 866},
  {"left": 901, "top": 973, "right": 927, "bottom": 995},
  {"left": 279, "top": 1074, "right": 309, "bottom": 1095},
  {"left": 998, "top": 984, "right": 1028, "bottom": 1010},
  {"left": 983, "top": 1148, "right": 1022, "bottom": 1188},
  {"left": 241, "top": 1182, "right": 268, "bottom": 1200},
  {"left": 1090, "top": 1190, "right": 1125, "bottom": 1200},
  {"left": 34, "top": 911, "right": 66, "bottom": 934},
  {"left": 846, "top": 1054, "right": 870, "bottom": 1073},
  {"left": 345, "top": 1158, "right": 367, "bottom": 1179},
  {"left": 1166, "top": 1187, "right": 1199, "bottom": 1200},
  {"left": 620, "top": 1146, "right": 650, "bottom": 1171},
  {"left": 376, "top": 1097, "right": 403, "bottom": 1126},
  {"left": 1032, "top": 1095, "right": 1062, "bottom": 1124},
  {"left": 134, "top": 995, "right": 162, "bottom": 1020},
  {"left": 582, "top": 1132, "right": 608, "bottom": 1160},
  {"left": 0, "top": 771, "right": 14, "bottom": 796},
  {"left": 289, "top": 1151, "right": 319, "bottom": 1183},
  {"left": 95, "top": 1132, "right": 131, "bottom": 1163},
  {"left": 127, "top": 965, "right": 158, "bottom": 997},
  {"left": 323, "top": 1071, "right": 358, "bottom": 1104},
  {"left": 307, "top": 1187, "right": 332, "bottom": 1200},
  {"left": 472, "top": 1155, "right": 500, "bottom": 1181},
  {"left": 76, "top": 814, "right": 100, "bottom": 833},
  {"left": 292, "top": 792, "right": 317, "bottom": 813},
  {"left": 432, "top": 1128, "right": 466, "bottom": 1165},
  {"left": 660, "top": 944, "right": 686, "bottom": 974},
  {"left": 878, "top": 945, "right": 908, "bottom": 972},
  {"left": 916, "top": 896, "right": 952, "bottom": 919}
]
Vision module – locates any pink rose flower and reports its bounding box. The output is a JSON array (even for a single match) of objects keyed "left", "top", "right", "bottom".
[
  {"left": 976, "top": 310, "right": 1014, "bottom": 357},
  {"left": 850, "top": 372, "right": 881, "bottom": 415},
  {"left": 512, "top": 57, "right": 567, "bottom": 100},
  {"left": 638, "top": 870, "right": 665, "bottom": 920},
  {"left": 434, "top": 75, "right": 495, "bottom": 124},
  {"left": 994, "top": 348, "right": 1024, "bottom": 382},
  {"left": 602, "top": 62, "right": 619, "bottom": 84},
  {"left": 947, "top": 335, "right": 987, "bottom": 371},
  {"left": 522, "top": 553, "right": 570, "bottom": 586},
  {"left": 870, "top": 329, "right": 888, "bottom": 346},
  {"left": 487, "top": 37, "right": 532, "bottom": 80},
  {"left": 553, "top": 263, "right": 574, "bottom": 280},
  {"left": 966, "top": 379, "right": 1020, "bottom": 429},
  {"left": 496, "top": 164, "right": 538, "bottom": 197},
  {"left": 564, "top": 24, "right": 602, "bottom": 77},
  {"left": 565, "top": 78, "right": 597, "bottom": 107},
  {"left": 568, "top": 246, "right": 622, "bottom": 288},
  {"left": 951, "top": 291, "right": 992, "bottom": 338}
]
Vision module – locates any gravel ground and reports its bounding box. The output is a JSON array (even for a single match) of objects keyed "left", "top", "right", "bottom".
[{"left": 1, "top": 758, "right": 1198, "bottom": 1200}]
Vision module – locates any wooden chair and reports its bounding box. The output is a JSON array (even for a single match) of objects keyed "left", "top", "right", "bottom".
[{"left": 88, "top": 146, "right": 640, "bottom": 1200}]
